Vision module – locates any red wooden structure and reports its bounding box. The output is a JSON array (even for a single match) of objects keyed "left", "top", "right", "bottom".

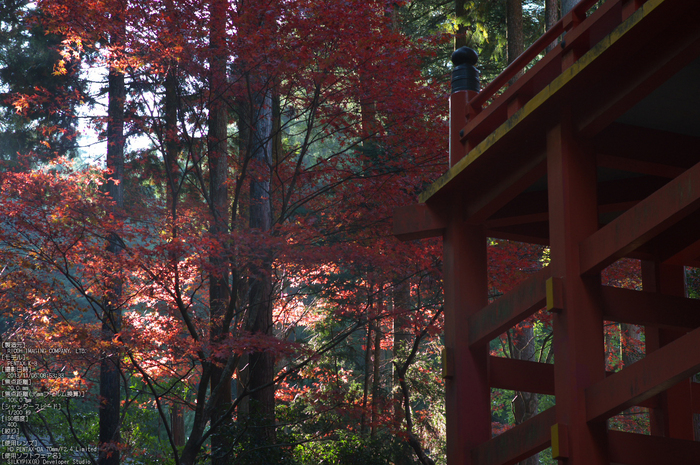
[{"left": 394, "top": 0, "right": 700, "bottom": 464}]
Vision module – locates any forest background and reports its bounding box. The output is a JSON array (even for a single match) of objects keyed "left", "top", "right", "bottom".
[{"left": 1, "top": 0, "right": 695, "bottom": 464}]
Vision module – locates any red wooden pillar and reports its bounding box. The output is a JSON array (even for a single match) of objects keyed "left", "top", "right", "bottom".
[
  {"left": 442, "top": 206, "right": 490, "bottom": 465},
  {"left": 642, "top": 262, "right": 695, "bottom": 439},
  {"left": 547, "top": 112, "right": 608, "bottom": 464},
  {"left": 449, "top": 91, "right": 468, "bottom": 167}
]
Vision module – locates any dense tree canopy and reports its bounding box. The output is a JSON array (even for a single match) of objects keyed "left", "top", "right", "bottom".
[{"left": 0, "top": 1, "right": 680, "bottom": 464}]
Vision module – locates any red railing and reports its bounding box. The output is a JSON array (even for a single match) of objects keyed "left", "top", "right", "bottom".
[{"left": 465, "top": 0, "right": 647, "bottom": 119}]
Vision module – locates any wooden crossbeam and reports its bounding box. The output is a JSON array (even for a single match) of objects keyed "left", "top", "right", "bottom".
[
  {"left": 488, "top": 354, "right": 681, "bottom": 411},
  {"left": 585, "top": 323, "right": 700, "bottom": 422},
  {"left": 578, "top": 0, "right": 700, "bottom": 137},
  {"left": 596, "top": 153, "right": 685, "bottom": 178},
  {"left": 468, "top": 268, "right": 550, "bottom": 347},
  {"left": 650, "top": 211, "right": 700, "bottom": 265},
  {"left": 662, "top": 235, "right": 700, "bottom": 266},
  {"left": 599, "top": 285, "right": 700, "bottom": 330},
  {"left": 392, "top": 204, "right": 446, "bottom": 241},
  {"left": 489, "top": 356, "right": 555, "bottom": 395},
  {"left": 465, "top": 158, "right": 547, "bottom": 224},
  {"left": 471, "top": 407, "right": 555, "bottom": 465},
  {"left": 579, "top": 160, "right": 700, "bottom": 275},
  {"left": 607, "top": 430, "right": 700, "bottom": 465}
]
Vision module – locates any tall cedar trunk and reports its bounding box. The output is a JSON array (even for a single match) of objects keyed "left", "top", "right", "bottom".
[
  {"left": 164, "top": 66, "right": 180, "bottom": 216},
  {"left": 163, "top": 3, "right": 186, "bottom": 445},
  {"left": 370, "top": 307, "right": 382, "bottom": 437},
  {"left": 358, "top": 59, "right": 380, "bottom": 435},
  {"left": 506, "top": 0, "right": 524, "bottom": 82},
  {"left": 208, "top": 0, "right": 231, "bottom": 462},
  {"left": 99, "top": 13, "right": 125, "bottom": 465},
  {"left": 455, "top": 0, "right": 467, "bottom": 49},
  {"left": 545, "top": 0, "right": 559, "bottom": 52},
  {"left": 361, "top": 323, "right": 372, "bottom": 435},
  {"left": 561, "top": 0, "right": 579, "bottom": 15},
  {"left": 247, "top": 72, "right": 276, "bottom": 452},
  {"left": 392, "top": 281, "right": 413, "bottom": 465},
  {"left": 163, "top": 2, "right": 186, "bottom": 448}
]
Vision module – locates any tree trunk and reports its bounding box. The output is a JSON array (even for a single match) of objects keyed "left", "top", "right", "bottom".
[
  {"left": 208, "top": 0, "right": 232, "bottom": 463},
  {"left": 506, "top": 0, "right": 524, "bottom": 82},
  {"left": 163, "top": 2, "right": 186, "bottom": 448},
  {"left": 246, "top": 70, "right": 276, "bottom": 455},
  {"left": 455, "top": 0, "right": 467, "bottom": 50},
  {"left": 561, "top": 0, "right": 579, "bottom": 16},
  {"left": 164, "top": 61, "right": 180, "bottom": 214},
  {"left": 392, "top": 281, "right": 413, "bottom": 465},
  {"left": 361, "top": 319, "right": 373, "bottom": 435},
  {"left": 99, "top": 11, "right": 125, "bottom": 465},
  {"left": 545, "top": 0, "right": 559, "bottom": 52},
  {"left": 171, "top": 403, "right": 186, "bottom": 448},
  {"left": 371, "top": 302, "right": 382, "bottom": 437}
]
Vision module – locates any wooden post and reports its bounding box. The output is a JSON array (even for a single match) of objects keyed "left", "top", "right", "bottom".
[
  {"left": 642, "top": 261, "right": 695, "bottom": 439},
  {"left": 547, "top": 111, "right": 607, "bottom": 464},
  {"left": 442, "top": 205, "right": 489, "bottom": 465}
]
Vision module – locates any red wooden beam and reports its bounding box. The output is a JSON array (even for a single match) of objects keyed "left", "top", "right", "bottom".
[
  {"left": 488, "top": 356, "right": 662, "bottom": 408},
  {"left": 468, "top": 267, "right": 550, "bottom": 347},
  {"left": 607, "top": 430, "right": 700, "bottom": 465},
  {"left": 485, "top": 212, "right": 549, "bottom": 229},
  {"left": 661, "top": 236, "right": 700, "bottom": 266},
  {"left": 577, "top": 0, "right": 700, "bottom": 137},
  {"left": 599, "top": 285, "right": 700, "bottom": 330},
  {"left": 579, "top": 160, "right": 700, "bottom": 275},
  {"left": 489, "top": 356, "right": 555, "bottom": 395},
  {"left": 592, "top": 124, "right": 700, "bottom": 173},
  {"left": 466, "top": 158, "right": 546, "bottom": 224},
  {"left": 485, "top": 227, "right": 551, "bottom": 247},
  {"left": 585, "top": 323, "right": 700, "bottom": 422},
  {"left": 393, "top": 204, "right": 446, "bottom": 241},
  {"left": 596, "top": 153, "right": 685, "bottom": 178},
  {"left": 471, "top": 407, "right": 555, "bottom": 465},
  {"left": 650, "top": 212, "right": 700, "bottom": 265}
]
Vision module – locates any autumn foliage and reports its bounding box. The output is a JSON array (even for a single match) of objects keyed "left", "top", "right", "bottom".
[{"left": 0, "top": 0, "right": 453, "bottom": 463}]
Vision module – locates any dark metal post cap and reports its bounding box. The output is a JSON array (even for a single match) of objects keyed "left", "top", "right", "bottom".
[
  {"left": 451, "top": 47, "right": 479, "bottom": 67},
  {"left": 451, "top": 47, "right": 480, "bottom": 93}
]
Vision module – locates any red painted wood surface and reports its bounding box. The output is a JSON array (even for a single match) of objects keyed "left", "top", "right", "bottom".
[
  {"left": 392, "top": 203, "right": 446, "bottom": 241},
  {"left": 394, "top": 0, "right": 700, "bottom": 463},
  {"left": 468, "top": 267, "right": 549, "bottom": 347},
  {"left": 471, "top": 408, "right": 556, "bottom": 465},
  {"left": 442, "top": 217, "right": 490, "bottom": 465},
  {"left": 547, "top": 111, "right": 608, "bottom": 464}
]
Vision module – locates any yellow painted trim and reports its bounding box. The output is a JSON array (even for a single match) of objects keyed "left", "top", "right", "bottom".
[
  {"left": 551, "top": 423, "right": 569, "bottom": 459},
  {"left": 545, "top": 277, "right": 555, "bottom": 312},
  {"left": 551, "top": 423, "right": 561, "bottom": 458},
  {"left": 419, "top": 0, "right": 665, "bottom": 204},
  {"left": 441, "top": 347, "right": 454, "bottom": 379}
]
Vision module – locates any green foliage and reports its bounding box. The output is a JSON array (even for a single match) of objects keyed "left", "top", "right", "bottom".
[
  {"left": 293, "top": 429, "right": 409, "bottom": 465},
  {"left": 0, "top": 1, "right": 85, "bottom": 166}
]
